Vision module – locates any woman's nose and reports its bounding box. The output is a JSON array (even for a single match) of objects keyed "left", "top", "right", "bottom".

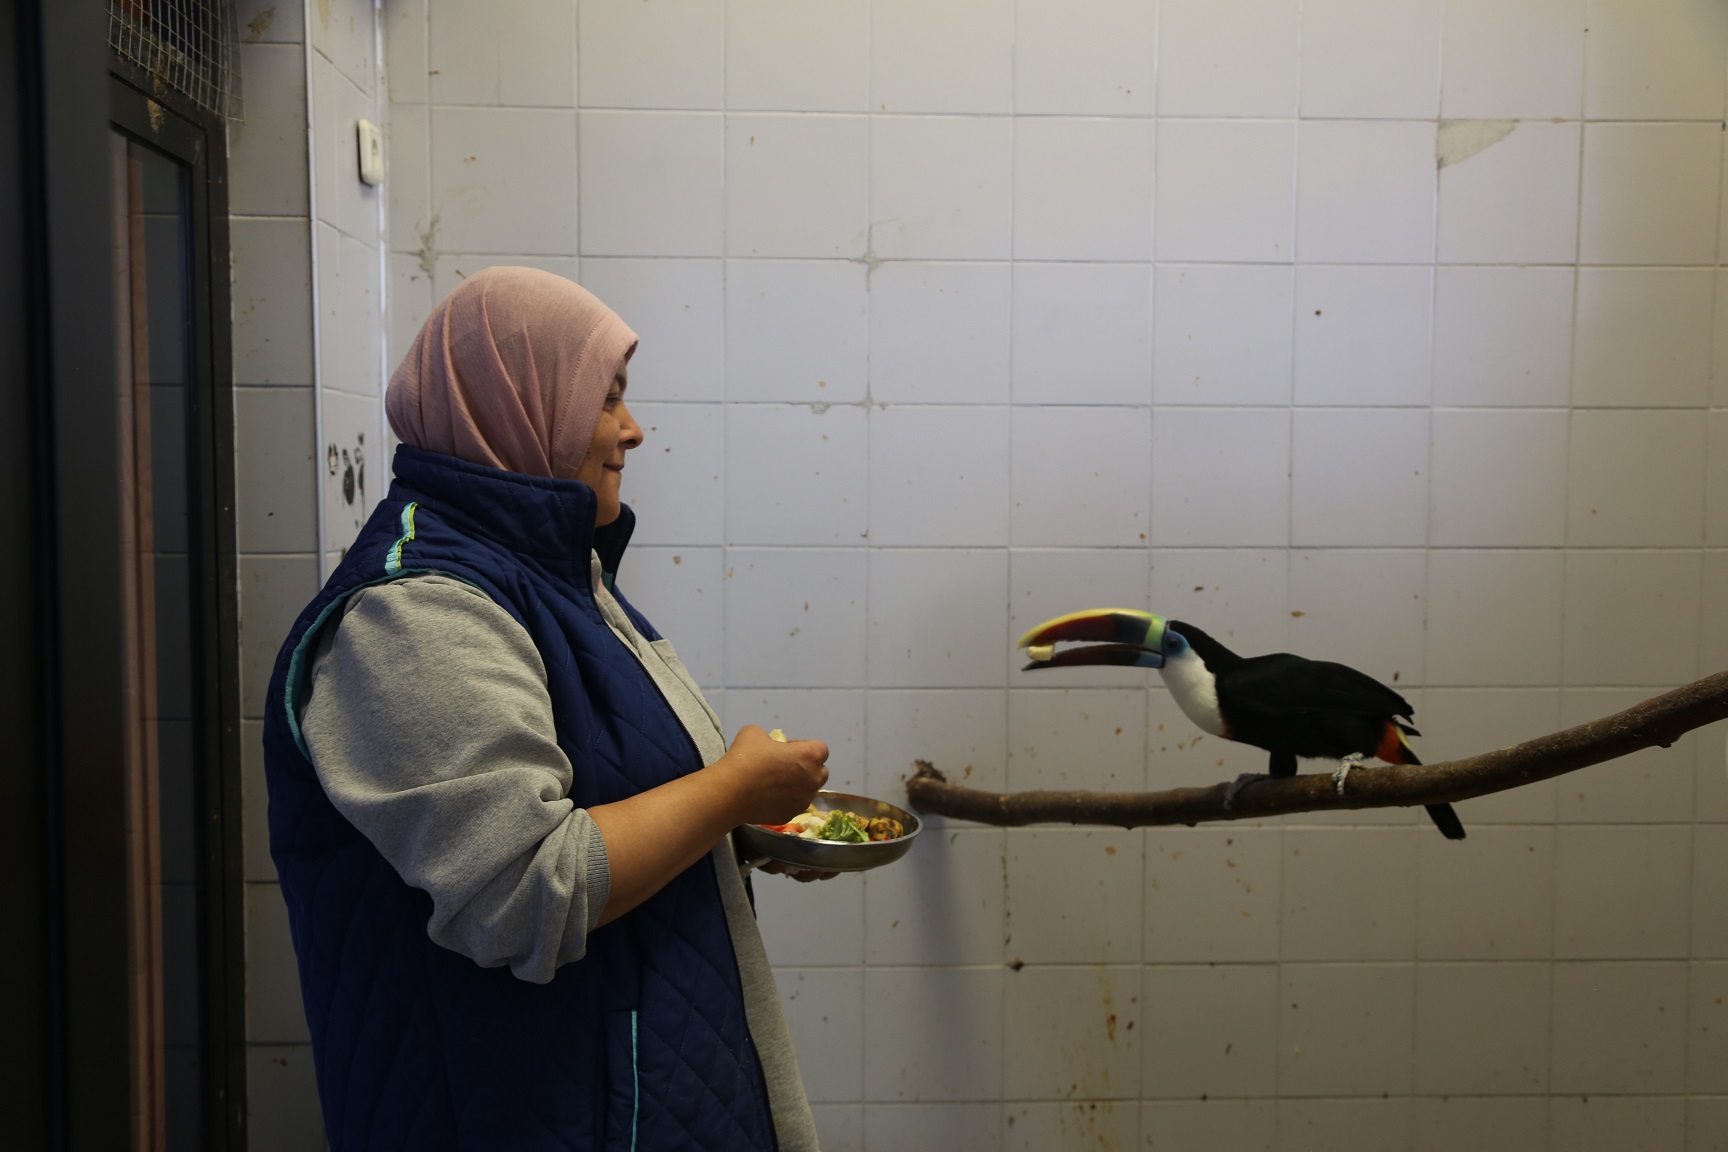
[{"left": 618, "top": 402, "right": 645, "bottom": 449}]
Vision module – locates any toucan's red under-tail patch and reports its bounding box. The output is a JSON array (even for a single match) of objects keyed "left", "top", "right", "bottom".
[{"left": 1376, "top": 721, "right": 1420, "bottom": 765}]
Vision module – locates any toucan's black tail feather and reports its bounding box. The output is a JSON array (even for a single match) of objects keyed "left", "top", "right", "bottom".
[{"left": 1426, "top": 803, "right": 1466, "bottom": 840}]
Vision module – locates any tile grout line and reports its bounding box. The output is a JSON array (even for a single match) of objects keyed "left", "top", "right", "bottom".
[
  {"left": 858, "top": 15, "right": 875, "bottom": 1083},
  {"left": 1406, "top": 7, "right": 1446, "bottom": 1140},
  {"left": 1001, "top": 0, "right": 1016, "bottom": 1125},
  {"left": 838, "top": 0, "right": 877, "bottom": 1123},
  {"left": 1272, "top": 0, "right": 1306, "bottom": 1118},
  {"left": 303, "top": 0, "right": 328, "bottom": 582},
  {"left": 570, "top": 0, "right": 581, "bottom": 309},
  {"left": 1682, "top": 46, "right": 1728, "bottom": 1120},
  {"left": 371, "top": 0, "right": 390, "bottom": 528},
  {"left": 1545, "top": 19, "right": 1596, "bottom": 1144},
  {"left": 1143, "top": 14, "right": 1163, "bottom": 1089}
]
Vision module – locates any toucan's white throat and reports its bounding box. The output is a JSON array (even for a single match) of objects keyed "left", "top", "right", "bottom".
[{"left": 1159, "top": 646, "right": 1227, "bottom": 737}]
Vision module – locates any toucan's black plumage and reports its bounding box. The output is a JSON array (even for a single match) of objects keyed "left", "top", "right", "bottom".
[
  {"left": 1017, "top": 610, "right": 1465, "bottom": 840},
  {"left": 1168, "top": 621, "right": 1465, "bottom": 840}
]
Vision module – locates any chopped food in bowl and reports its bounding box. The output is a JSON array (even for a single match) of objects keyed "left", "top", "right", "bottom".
[
  {"left": 758, "top": 807, "right": 906, "bottom": 844},
  {"left": 735, "top": 789, "right": 921, "bottom": 873}
]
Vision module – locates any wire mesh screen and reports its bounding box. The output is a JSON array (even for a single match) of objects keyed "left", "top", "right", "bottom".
[{"left": 108, "top": 0, "right": 243, "bottom": 119}]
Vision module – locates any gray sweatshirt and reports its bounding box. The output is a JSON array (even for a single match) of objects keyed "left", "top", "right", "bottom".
[{"left": 299, "top": 568, "right": 819, "bottom": 1150}]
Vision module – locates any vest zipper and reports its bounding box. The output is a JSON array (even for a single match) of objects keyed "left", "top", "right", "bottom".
[{"left": 630, "top": 1008, "right": 640, "bottom": 1152}]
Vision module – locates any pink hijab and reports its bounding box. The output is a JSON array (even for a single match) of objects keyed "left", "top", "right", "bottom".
[{"left": 386, "top": 266, "right": 638, "bottom": 480}]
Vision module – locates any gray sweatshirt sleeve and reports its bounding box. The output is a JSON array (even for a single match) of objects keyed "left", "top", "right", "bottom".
[{"left": 298, "top": 574, "right": 610, "bottom": 984}]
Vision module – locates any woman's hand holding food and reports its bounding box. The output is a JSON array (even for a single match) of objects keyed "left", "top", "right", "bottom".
[
  {"left": 743, "top": 725, "right": 842, "bottom": 882},
  {"left": 588, "top": 725, "right": 832, "bottom": 921},
  {"left": 714, "top": 724, "right": 829, "bottom": 827}
]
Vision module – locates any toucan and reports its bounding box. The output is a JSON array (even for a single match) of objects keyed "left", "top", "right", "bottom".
[{"left": 1016, "top": 609, "right": 1465, "bottom": 841}]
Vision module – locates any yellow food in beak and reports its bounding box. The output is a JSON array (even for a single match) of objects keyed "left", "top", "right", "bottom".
[{"left": 1025, "top": 644, "right": 1056, "bottom": 663}]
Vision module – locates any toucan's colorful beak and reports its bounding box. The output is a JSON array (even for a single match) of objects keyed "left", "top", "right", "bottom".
[{"left": 1016, "top": 609, "right": 1167, "bottom": 670}]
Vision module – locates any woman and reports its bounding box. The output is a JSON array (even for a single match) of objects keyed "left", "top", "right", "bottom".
[{"left": 262, "top": 267, "right": 830, "bottom": 1150}]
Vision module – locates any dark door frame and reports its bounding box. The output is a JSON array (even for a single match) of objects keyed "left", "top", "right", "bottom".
[
  {"left": 108, "top": 63, "right": 247, "bottom": 1151},
  {"left": 1, "top": 2, "right": 245, "bottom": 1147},
  {"left": 0, "top": 0, "right": 68, "bottom": 1141},
  {"left": 9, "top": 1, "right": 131, "bottom": 1147}
]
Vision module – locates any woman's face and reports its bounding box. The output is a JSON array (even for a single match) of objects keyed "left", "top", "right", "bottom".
[{"left": 572, "top": 374, "right": 644, "bottom": 525}]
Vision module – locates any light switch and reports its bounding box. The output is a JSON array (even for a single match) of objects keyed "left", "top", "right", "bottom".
[{"left": 356, "top": 118, "right": 384, "bottom": 187}]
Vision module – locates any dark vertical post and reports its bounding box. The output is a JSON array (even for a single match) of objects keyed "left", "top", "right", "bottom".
[
  {"left": 19, "top": 0, "right": 132, "bottom": 1146},
  {"left": 0, "top": 0, "right": 51, "bottom": 1145}
]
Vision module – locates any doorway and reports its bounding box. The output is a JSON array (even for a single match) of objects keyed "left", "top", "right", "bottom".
[
  {"left": 2, "top": 4, "right": 244, "bottom": 1146},
  {"left": 107, "top": 70, "right": 246, "bottom": 1151}
]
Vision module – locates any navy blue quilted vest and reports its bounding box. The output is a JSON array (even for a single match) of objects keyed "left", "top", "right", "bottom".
[{"left": 262, "top": 445, "right": 778, "bottom": 1151}]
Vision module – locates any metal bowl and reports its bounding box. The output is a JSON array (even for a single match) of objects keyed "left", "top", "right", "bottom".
[{"left": 734, "top": 790, "right": 922, "bottom": 873}]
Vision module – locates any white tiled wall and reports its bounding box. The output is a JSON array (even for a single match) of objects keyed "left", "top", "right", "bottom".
[
  {"left": 229, "top": 0, "right": 389, "bottom": 1146},
  {"left": 310, "top": 0, "right": 389, "bottom": 574},
  {"left": 220, "top": 0, "right": 1728, "bottom": 1147},
  {"left": 228, "top": 1, "right": 319, "bottom": 1145}
]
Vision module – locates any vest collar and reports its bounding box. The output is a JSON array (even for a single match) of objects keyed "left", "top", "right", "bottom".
[{"left": 389, "top": 444, "right": 637, "bottom": 580}]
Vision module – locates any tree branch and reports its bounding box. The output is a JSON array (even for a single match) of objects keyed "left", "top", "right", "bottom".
[{"left": 904, "top": 670, "right": 1728, "bottom": 829}]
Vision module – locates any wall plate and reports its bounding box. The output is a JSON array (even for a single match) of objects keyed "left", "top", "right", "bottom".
[{"left": 356, "top": 118, "right": 384, "bottom": 187}]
